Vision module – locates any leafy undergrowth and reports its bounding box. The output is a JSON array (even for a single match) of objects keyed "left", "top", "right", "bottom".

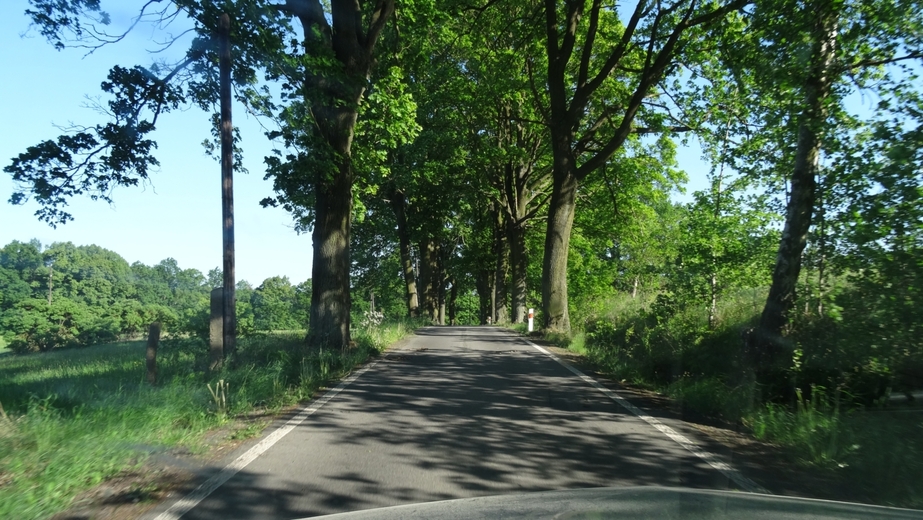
[
  {"left": 528, "top": 292, "right": 923, "bottom": 509},
  {"left": 746, "top": 393, "right": 923, "bottom": 508},
  {"left": 0, "top": 319, "right": 419, "bottom": 519}
]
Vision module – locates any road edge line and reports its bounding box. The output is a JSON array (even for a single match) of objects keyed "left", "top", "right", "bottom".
[
  {"left": 150, "top": 357, "right": 384, "bottom": 520},
  {"left": 521, "top": 338, "right": 771, "bottom": 495}
]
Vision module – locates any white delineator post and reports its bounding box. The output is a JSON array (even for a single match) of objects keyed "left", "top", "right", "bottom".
[{"left": 528, "top": 308, "right": 534, "bottom": 332}]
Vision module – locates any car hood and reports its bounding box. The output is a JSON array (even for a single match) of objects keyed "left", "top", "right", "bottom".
[{"left": 304, "top": 486, "right": 923, "bottom": 520}]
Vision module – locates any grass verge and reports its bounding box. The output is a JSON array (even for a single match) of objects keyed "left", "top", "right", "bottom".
[
  {"left": 746, "top": 391, "right": 923, "bottom": 508},
  {"left": 0, "top": 319, "right": 420, "bottom": 519},
  {"left": 516, "top": 293, "right": 923, "bottom": 509}
]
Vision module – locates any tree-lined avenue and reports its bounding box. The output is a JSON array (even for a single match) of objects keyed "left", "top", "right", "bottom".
[{"left": 165, "top": 327, "right": 752, "bottom": 519}]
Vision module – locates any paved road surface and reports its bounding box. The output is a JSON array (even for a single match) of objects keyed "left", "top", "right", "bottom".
[{"left": 163, "top": 326, "right": 754, "bottom": 519}]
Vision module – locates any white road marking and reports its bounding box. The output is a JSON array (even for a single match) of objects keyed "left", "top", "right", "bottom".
[
  {"left": 522, "top": 338, "right": 771, "bottom": 495},
  {"left": 150, "top": 357, "right": 385, "bottom": 520},
  {"left": 152, "top": 328, "right": 767, "bottom": 519}
]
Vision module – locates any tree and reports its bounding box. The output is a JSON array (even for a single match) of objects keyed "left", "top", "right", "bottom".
[
  {"left": 251, "top": 275, "right": 300, "bottom": 330},
  {"left": 532, "top": 0, "right": 749, "bottom": 331},
  {"left": 693, "top": 0, "right": 923, "bottom": 370},
  {"left": 7, "top": 0, "right": 396, "bottom": 350},
  {"left": 257, "top": 0, "right": 396, "bottom": 347}
]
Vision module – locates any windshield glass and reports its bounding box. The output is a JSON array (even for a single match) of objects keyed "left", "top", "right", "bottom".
[{"left": 1, "top": 1, "right": 921, "bottom": 519}]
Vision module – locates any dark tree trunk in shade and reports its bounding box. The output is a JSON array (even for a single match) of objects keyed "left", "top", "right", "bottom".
[
  {"left": 436, "top": 246, "right": 446, "bottom": 325},
  {"left": 419, "top": 238, "right": 440, "bottom": 322},
  {"left": 476, "top": 269, "right": 491, "bottom": 324},
  {"left": 754, "top": 0, "right": 837, "bottom": 367},
  {"left": 391, "top": 188, "right": 419, "bottom": 317},
  {"left": 218, "top": 13, "right": 236, "bottom": 360},
  {"left": 448, "top": 277, "right": 458, "bottom": 325},
  {"left": 508, "top": 219, "right": 528, "bottom": 323},
  {"left": 493, "top": 211, "right": 509, "bottom": 324}
]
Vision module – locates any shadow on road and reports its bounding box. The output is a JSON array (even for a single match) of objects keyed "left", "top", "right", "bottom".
[{"left": 181, "top": 327, "right": 734, "bottom": 520}]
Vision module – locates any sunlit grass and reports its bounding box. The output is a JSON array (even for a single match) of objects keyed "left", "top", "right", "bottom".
[{"left": 0, "top": 320, "right": 419, "bottom": 519}]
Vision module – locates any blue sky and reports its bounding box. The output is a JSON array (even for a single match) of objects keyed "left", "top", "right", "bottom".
[
  {"left": 0, "top": 1, "right": 709, "bottom": 286},
  {"left": 0, "top": 1, "right": 313, "bottom": 286}
]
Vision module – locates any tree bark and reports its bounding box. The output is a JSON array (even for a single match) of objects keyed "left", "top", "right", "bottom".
[
  {"left": 419, "top": 238, "right": 440, "bottom": 322},
  {"left": 508, "top": 218, "right": 528, "bottom": 323},
  {"left": 755, "top": 0, "right": 837, "bottom": 360},
  {"left": 391, "top": 188, "right": 419, "bottom": 317},
  {"left": 537, "top": 0, "right": 747, "bottom": 334},
  {"left": 287, "top": 0, "right": 394, "bottom": 350},
  {"left": 476, "top": 269, "right": 491, "bottom": 324},
  {"left": 541, "top": 148, "right": 578, "bottom": 331},
  {"left": 448, "top": 277, "right": 458, "bottom": 325},
  {"left": 438, "top": 281, "right": 446, "bottom": 325},
  {"left": 308, "top": 141, "right": 354, "bottom": 349},
  {"left": 493, "top": 210, "right": 509, "bottom": 324}
]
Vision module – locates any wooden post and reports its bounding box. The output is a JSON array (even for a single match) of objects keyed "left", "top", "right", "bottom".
[
  {"left": 146, "top": 322, "right": 161, "bottom": 385},
  {"left": 218, "top": 13, "right": 237, "bottom": 358},
  {"left": 209, "top": 288, "right": 224, "bottom": 371}
]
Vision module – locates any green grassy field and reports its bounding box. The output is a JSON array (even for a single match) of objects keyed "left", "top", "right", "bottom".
[{"left": 0, "top": 320, "right": 419, "bottom": 519}]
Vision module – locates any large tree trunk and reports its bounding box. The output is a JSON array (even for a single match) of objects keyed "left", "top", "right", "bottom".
[
  {"left": 438, "top": 282, "right": 446, "bottom": 325},
  {"left": 419, "top": 238, "right": 440, "bottom": 322},
  {"left": 493, "top": 211, "right": 509, "bottom": 324},
  {"left": 755, "top": 0, "right": 837, "bottom": 363},
  {"left": 508, "top": 218, "right": 528, "bottom": 323},
  {"left": 291, "top": 0, "right": 394, "bottom": 349},
  {"left": 436, "top": 245, "right": 446, "bottom": 325},
  {"left": 448, "top": 277, "right": 458, "bottom": 325},
  {"left": 391, "top": 188, "right": 419, "bottom": 317},
  {"left": 476, "top": 269, "right": 492, "bottom": 324},
  {"left": 308, "top": 132, "right": 354, "bottom": 349},
  {"left": 541, "top": 148, "right": 578, "bottom": 331}
]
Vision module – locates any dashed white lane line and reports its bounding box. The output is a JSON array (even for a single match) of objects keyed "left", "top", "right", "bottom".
[
  {"left": 150, "top": 357, "right": 386, "bottom": 520},
  {"left": 522, "top": 338, "right": 771, "bottom": 495}
]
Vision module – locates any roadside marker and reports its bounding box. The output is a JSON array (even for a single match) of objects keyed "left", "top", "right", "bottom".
[{"left": 521, "top": 337, "right": 771, "bottom": 495}]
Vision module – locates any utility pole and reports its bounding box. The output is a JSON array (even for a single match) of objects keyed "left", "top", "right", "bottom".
[{"left": 219, "top": 12, "right": 236, "bottom": 360}]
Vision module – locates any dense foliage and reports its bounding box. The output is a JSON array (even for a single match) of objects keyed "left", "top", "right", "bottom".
[{"left": 0, "top": 239, "right": 323, "bottom": 352}]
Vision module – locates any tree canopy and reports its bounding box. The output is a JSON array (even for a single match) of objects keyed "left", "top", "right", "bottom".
[{"left": 4, "top": 0, "right": 922, "bottom": 403}]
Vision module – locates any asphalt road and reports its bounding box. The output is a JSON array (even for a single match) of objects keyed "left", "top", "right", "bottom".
[{"left": 161, "top": 326, "right": 754, "bottom": 519}]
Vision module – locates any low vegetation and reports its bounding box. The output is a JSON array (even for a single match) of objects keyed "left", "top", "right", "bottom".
[
  {"left": 0, "top": 319, "right": 421, "bottom": 520},
  {"left": 533, "top": 285, "right": 923, "bottom": 509}
]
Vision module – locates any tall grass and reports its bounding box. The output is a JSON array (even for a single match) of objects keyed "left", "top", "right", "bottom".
[
  {"left": 747, "top": 390, "right": 923, "bottom": 508},
  {"left": 0, "top": 319, "right": 419, "bottom": 519},
  {"left": 575, "top": 289, "right": 923, "bottom": 508}
]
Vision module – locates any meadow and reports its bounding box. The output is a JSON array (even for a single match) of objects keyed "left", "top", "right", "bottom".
[{"left": 0, "top": 320, "right": 419, "bottom": 519}]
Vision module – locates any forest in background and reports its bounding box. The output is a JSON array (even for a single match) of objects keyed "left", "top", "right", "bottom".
[{"left": 0, "top": 239, "right": 321, "bottom": 352}]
